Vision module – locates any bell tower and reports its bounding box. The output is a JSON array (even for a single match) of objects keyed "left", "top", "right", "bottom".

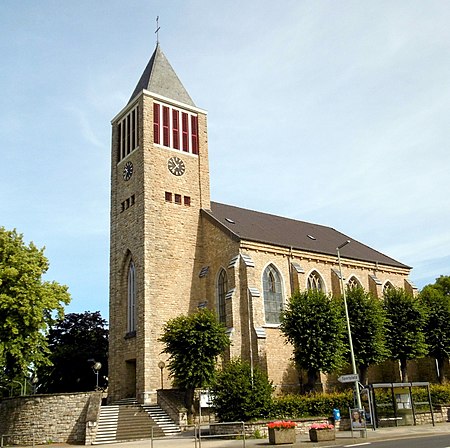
[{"left": 109, "top": 44, "right": 210, "bottom": 403}]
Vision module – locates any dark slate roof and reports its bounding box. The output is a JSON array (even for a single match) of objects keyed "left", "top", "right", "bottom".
[
  {"left": 128, "top": 44, "right": 195, "bottom": 106},
  {"left": 202, "top": 202, "right": 410, "bottom": 269}
]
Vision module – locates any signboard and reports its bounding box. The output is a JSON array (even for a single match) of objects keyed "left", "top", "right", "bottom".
[
  {"left": 200, "top": 391, "right": 213, "bottom": 408},
  {"left": 338, "top": 373, "right": 359, "bottom": 383},
  {"left": 350, "top": 408, "right": 366, "bottom": 429}
]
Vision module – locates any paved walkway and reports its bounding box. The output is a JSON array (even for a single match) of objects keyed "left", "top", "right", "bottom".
[
  {"left": 108, "top": 422, "right": 450, "bottom": 447},
  {"left": 13, "top": 422, "right": 450, "bottom": 447}
]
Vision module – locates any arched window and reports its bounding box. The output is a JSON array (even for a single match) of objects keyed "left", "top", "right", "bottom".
[
  {"left": 383, "top": 281, "right": 394, "bottom": 296},
  {"left": 263, "top": 264, "right": 283, "bottom": 324},
  {"left": 347, "top": 276, "right": 362, "bottom": 290},
  {"left": 307, "top": 270, "right": 325, "bottom": 292},
  {"left": 127, "top": 261, "right": 136, "bottom": 333},
  {"left": 217, "top": 268, "right": 227, "bottom": 325}
]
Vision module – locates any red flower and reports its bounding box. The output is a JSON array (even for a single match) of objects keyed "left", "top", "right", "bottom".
[
  {"left": 268, "top": 421, "right": 296, "bottom": 430},
  {"left": 309, "top": 423, "right": 334, "bottom": 430}
]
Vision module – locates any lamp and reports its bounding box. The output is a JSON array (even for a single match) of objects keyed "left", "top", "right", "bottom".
[
  {"left": 88, "top": 359, "right": 102, "bottom": 390},
  {"left": 158, "top": 361, "right": 165, "bottom": 390}
]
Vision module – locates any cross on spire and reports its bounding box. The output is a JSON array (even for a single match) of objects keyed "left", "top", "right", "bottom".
[{"left": 155, "top": 16, "right": 161, "bottom": 45}]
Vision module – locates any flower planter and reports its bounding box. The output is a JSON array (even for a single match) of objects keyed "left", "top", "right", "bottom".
[
  {"left": 309, "top": 428, "right": 335, "bottom": 442},
  {"left": 268, "top": 427, "right": 296, "bottom": 445}
]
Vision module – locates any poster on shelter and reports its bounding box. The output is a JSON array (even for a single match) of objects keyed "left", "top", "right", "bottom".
[{"left": 350, "top": 408, "right": 366, "bottom": 429}]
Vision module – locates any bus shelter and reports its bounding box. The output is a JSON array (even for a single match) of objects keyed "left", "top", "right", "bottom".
[{"left": 366, "top": 382, "right": 434, "bottom": 428}]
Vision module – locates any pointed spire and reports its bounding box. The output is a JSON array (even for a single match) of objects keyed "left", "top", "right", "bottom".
[{"left": 128, "top": 44, "right": 195, "bottom": 107}]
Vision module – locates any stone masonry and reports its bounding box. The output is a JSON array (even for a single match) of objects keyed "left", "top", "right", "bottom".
[
  {"left": 108, "top": 44, "right": 420, "bottom": 404},
  {"left": 109, "top": 87, "right": 210, "bottom": 403},
  {"left": 0, "top": 392, "right": 102, "bottom": 445}
]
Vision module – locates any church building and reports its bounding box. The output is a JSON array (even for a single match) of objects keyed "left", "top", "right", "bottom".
[{"left": 108, "top": 44, "right": 415, "bottom": 404}]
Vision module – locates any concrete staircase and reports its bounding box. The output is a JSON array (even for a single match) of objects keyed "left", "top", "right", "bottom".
[
  {"left": 93, "top": 399, "right": 181, "bottom": 444},
  {"left": 142, "top": 404, "right": 182, "bottom": 436}
]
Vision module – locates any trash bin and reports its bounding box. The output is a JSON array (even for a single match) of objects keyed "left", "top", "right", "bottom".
[
  {"left": 332, "top": 408, "right": 341, "bottom": 429},
  {"left": 333, "top": 408, "right": 341, "bottom": 422}
]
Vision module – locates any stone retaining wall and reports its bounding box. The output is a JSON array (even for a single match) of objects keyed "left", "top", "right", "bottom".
[
  {"left": 0, "top": 392, "right": 102, "bottom": 446},
  {"left": 210, "top": 417, "right": 330, "bottom": 438},
  {"left": 416, "top": 406, "right": 450, "bottom": 425}
]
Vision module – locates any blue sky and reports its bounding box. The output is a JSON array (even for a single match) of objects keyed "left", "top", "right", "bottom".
[{"left": 1, "top": 1, "right": 449, "bottom": 320}]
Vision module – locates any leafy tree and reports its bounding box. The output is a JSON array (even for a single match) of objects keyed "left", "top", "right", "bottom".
[
  {"left": 280, "top": 290, "right": 346, "bottom": 392},
  {"left": 158, "top": 309, "right": 230, "bottom": 421},
  {"left": 345, "top": 287, "right": 389, "bottom": 384},
  {"left": 420, "top": 276, "right": 450, "bottom": 383},
  {"left": 37, "top": 311, "right": 109, "bottom": 393},
  {"left": 211, "top": 358, "right": 273, "bottom": 422},
  {"left": 384, "top": 288, "right": 428, "bottom": 382},
  {"left": 0, "top": 227, "right": 70, "bottom": 391},
  {"left": 430, "top": 275, "right": 450, "bottom": 296}
]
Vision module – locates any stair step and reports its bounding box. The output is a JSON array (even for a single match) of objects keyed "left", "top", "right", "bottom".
[{"left": 94, "top": 402, "right": 180, "bottom": 443}]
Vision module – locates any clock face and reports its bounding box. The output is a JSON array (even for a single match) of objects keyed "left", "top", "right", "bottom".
[
  {"left": 167, "top": 157, "right": 185, "bottom": 176},
  {"left": 123, "top": 161, "right": 133, "bottom": 181}
]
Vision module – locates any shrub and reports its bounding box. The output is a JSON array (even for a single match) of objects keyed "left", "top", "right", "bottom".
[
  {"left": 270, "top": 391, "right": 353, "bottom": 419},
  {"left": 429, "top": 384, "right": 450, "bottom": 404},
  {"left": 211, "top": 358, "right": 273, "bottom": 422}
]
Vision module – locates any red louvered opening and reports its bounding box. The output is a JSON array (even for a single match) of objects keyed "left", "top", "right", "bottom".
[
  {"left": 172, "top": 109, "right": 180, "bottom": 150},
  {"left": 191, "top": 115, "right": 198, "bottom": 155},
  {"left": 153, "top": 103, "right": 160, "bottom": 144},
  {"left": 182, "top": 112, "right": 189, "bottom": 152},
  {"left": 162, "top": 106, "right": 170, "bottom": 147}
]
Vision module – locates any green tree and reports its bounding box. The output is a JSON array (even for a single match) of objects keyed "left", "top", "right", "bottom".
[
  {"left": 420, "top": 276, "right": 450, "bottom": 383},
  {"left": 430, "top": 275, "right": 450, "bottom": 295},
  {"left": 158, "top": 309, "right": 230, "bottom": 420},
  {"left": 211, "top": 358, "right": 273, "bottom": 422},
  {"left": 280, "top": 290, "right": 346, "bottom": 392},
  {"left": 384, "top": 288, "right": 428, "bottom": 382},
  {"left": 37, "top": 311, "right": 109, "bottom": 393},
  {"left": 345, "top": 287, "right": 389, "bottom": 384},
  {"left": 0, "top": 227, "right": 70, "bottom": 392}
]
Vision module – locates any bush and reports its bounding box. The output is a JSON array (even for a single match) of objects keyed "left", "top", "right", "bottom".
[
  {"left": 211, "top": 358, "right": 274, "bottom": 422},
  {"left": 410, "top": 384, "right": 450, "bottom": 406},
  {"left": 429, "top": 384, "right": 450, "bottom": 405},
  {"left": 271, "top": 391, "right": 353, "bottom": 419}
]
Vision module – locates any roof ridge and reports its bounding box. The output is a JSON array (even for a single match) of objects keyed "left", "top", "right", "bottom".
[
  {"left": 210, "top": 200, "right": 333, "bottom": 230},
  {"left": 147, "top": 43, "right": 158, "bottom": 94}
]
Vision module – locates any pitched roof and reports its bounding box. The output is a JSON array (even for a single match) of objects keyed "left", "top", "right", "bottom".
[
  {"left": 202, "top": 202, "right": 409, "bottom": 269},
  {"left": 128, "top": 44, "right": 195, "bottom": 106}
]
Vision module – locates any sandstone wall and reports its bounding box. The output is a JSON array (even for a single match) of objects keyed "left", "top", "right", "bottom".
[{"left": 0, "top": 392, "right": 102, "bottom": 445}]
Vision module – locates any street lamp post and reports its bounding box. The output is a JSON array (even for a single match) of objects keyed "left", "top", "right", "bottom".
[
  {"left": 158, "top": 361, "right": 165, "bottom": 390},
  {"left": 93, "top": 362, "right": 102, "bottom": 389},
  {"left": 337, "top": 240, "right": 362, "bottom": 410},
  {"left": 88, "top": 358, "right": 102, "bottom": 390}
]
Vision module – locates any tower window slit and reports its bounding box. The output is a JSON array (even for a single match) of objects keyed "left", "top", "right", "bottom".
[{"left": 117, "top": 104, "right": 140, "bottom": 162}]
